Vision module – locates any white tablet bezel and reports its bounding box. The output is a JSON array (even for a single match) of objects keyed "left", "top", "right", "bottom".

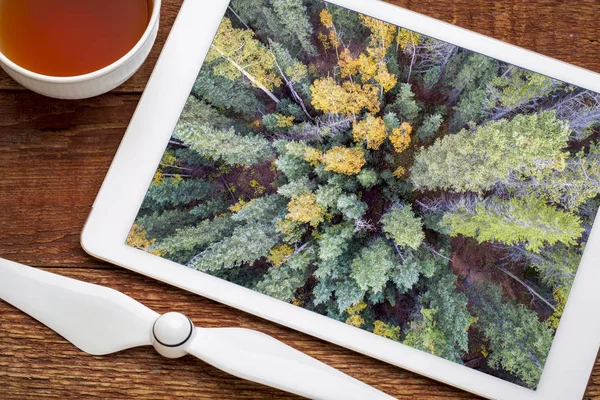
[{"left": 81, "top": 1, "right": 600, "bottom": 399}]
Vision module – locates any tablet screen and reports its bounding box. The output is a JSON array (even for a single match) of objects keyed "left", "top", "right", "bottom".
[{"left": 126, "top": 0, "right": 599, "bottom": 390}]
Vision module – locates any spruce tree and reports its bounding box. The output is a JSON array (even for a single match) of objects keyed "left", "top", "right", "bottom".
[
  {"left": 418, "top": 267, "right": 473, "bottom": 362},
  {"left": 264, "top": 0, "right": 316, "bottom": 56},
  {"left": 411, "top": 111, "right": 571, "bottom": 193},
  {"left": 442, "top": 195, "right": 584, "bottom": 253},
  {"left": 380, "top": 205, "right": 425, "bottom": 250},
  {"left": 351, "top": 238, "right": 399, "bottom": 294},
  {"left": 509, "top": 142, "right": 600, "bottom": 210},
  {"left": 156, "top": 216, "right": 239, "bottom": 264},
  {"left": 192, "top": 68, "right": 261, "bottom": 117},
  {"left": 473, "top": 283, "right": 553, "bottom": 389},
  {"left": 175, "top": 122, "right": 274, "bottom": 167}
]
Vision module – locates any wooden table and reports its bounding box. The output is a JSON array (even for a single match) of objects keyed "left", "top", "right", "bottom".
[{"left": 1, "top": 1, "right": 599, "bottom": 398}]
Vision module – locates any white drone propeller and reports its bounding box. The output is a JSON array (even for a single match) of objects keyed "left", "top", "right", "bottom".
[{"left": 0, "top": 257, "right": 394, "bottom": 400}]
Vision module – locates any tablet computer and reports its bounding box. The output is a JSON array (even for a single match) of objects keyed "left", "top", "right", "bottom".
[{"left": 81, "top": 1, "right": 600, "bottom": 398}]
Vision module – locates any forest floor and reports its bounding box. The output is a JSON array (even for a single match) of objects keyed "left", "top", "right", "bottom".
[
  {"left": 451, "top": 235, "right": 554, "bottom": 378},
  {"left": 451, "top": 236, "right": 553, "bottom": 319}
]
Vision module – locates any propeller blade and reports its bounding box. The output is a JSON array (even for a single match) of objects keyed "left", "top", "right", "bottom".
[
  {"left": 0, "top": 257, "right": 158, "bottom": 355},
  {"left": 0, "top": 258, "right": 393, "bottom": 399},
  {"left": 184, "top": 327, "right": 395, "bottom": 400}
]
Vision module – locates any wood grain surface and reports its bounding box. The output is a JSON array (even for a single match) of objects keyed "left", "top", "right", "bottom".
[{"left": 0, "top": 1, "right": 598, "bottom": 399}]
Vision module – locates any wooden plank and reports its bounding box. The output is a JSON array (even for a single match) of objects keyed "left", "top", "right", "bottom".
[
  {"left": 0, "top": 0, "right": 598, "bottom": 92},
  {"left": 0, "top": 93, "right": 134, "bottom": 267}
]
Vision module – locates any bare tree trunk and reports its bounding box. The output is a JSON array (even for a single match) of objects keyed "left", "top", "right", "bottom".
[
  {"left": 423, "top": 243, "right": 452, "bottom": 262},
  {"left": 221, "top": 176, "right": 238, "bottom": 203},
  {"left": 164, "top": 165, "right": 193, "bottom": 172},
  {"left": 227, "top": 6, "right": 251, "bottom": 31},
  {"left": 393, "top": 242, "right": 406, "bottom": 262},
  {"left": 169, "top": 140, "right": 189, "bottom": 148},
  {"left": 406, "top": 35, "right": 417, "bottom": 83},
  {"left": 270, "top": 48, "right": 314, "bottom": 120},
  {"left": 211, "top": 44, "right": 281, "bottom": 104},
  {"left": 282, "top": 242, "right": 311, "bottom": 264},
  {"left": 497, "top": 267, "right": 556, "bottom": 311}
]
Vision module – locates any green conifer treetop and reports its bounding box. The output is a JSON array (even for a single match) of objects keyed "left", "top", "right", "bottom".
[
  {"left": 473, "top": 283, "right": 554, "bottom": 389},
  {"left": 380, "top": 205, "right": 425, "bottom": 250},
  {"left": 411, "top": 111, "right": 571, "bottom": 193},
  {"left": 442, "top": 195, "right": 584, "bottom": 253}
]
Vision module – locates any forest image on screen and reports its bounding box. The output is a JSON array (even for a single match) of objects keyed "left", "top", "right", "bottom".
[{"left": 128, "top": 0, "right": 600, "bottom": 389}]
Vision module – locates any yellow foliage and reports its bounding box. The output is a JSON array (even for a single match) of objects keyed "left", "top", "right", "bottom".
[
  {"left": 274, "top": 114, "right": 295, "bottom": 128},
  {"left": 268, "top": 244, "right": 295, "bottom": 266},
  {"left": 172, "top": 174, "right": 183, "bottom": 184},
  {"left": 400, "top": 122, "right": 413, "bottom": 135},
  {"left": 339, "top": 50, "right": 396, "bottom": 92},
  {"left": 397, "top": 28, "right": 422, "bottom": 52},
  {"left": 344, "top": 16, "right": 398, "bottom": 93},
  {"left": 359, "top": 15, "right": 397, "bottom": 50},
  {"left": 343, "top": 81, "right": 380, "bottom": 114},
  {"left": 338, "top": 49, "right": 359, "bottom": 77},
  {"left": 345, "top": 302, "right": 367, "bottom": 328},
  {"left": 339, "top": 51, "right": 378, "bottom": 80},
  {"left": 318, "top": 9, "right": 341, "bottom": 48},
  {"left": 218, "top": 164, "right": 233, "bottom": 174},
  {"left": 389, "top": 122, "right": 413, "bottom": 153},
  {"left": 229, "top": 199, "right": 248, "bottom": 213},
  {"left": 366, "top": 45, "right": 386, "bottom": 61},
  {"left": 286, "top": 192, "right": 325, "bottom": 227},
  {"left": 311, "top": 78, "right": 343, "bottom": 114},
  {"left": 393, "top": 166, "right": 406, "bottom": 179},
  {"left": 357, "top": 54, "right": 379, "bottom": 81},
  {"left": 304, "top": 147, "right": 323, "bottom": 167},
  {"left": 373, "top": 320, "right": 402, "bottom": 341},
  {"left": 292, "top": 298, "right": 304, "bottom": 307},
  {"left": 481, "top": 344, "right": 489, "bottom": 358},
  {"left": 375, "top": 67, "right": 398, "bottom": 92},
  {"left": 347, "top": 301, "right": 367, "bottom": 315},
  {"left": 321, "top": 146, "right": 366, "bottom": 175},
  {"left": 311, "top": 78, "right": 380, "bottom": 116},
  {"left": 318, "top": 33, "right": 331, "bottom": 50},
  {"left": 250, "top": 119, "right": 262, "bottom": 129},
  {"left": 338, "top": 49, "right": 377, "bottom": 82},
  {"left": 320, "top": 9, "right": 334, "bottom": 29},
  {"left": 346, "top": 315, "right": 365, "bottom": 328},
  {"left": 207, "top": 18, "right": 282, "bottom": 91},
  {"left": 353, "top": 115, "right": 387, "bottom": 150},
  {"left": 159, "top": 151, "right": 177, "bottom": 168},
  {"left": 329, "top": 31, "right": 341, "bottom": 48},
  {"left": 127, "top": 224, "right": 163, "bottom": 256},
  {"left": 127, "top": 224, "right": 155, "bottom": 249},
  {"left": 548, "top": 288, "right": 568, "bottom": 330},
  {"left": 151, "top": 170, "right": 164, "bottom": 186},
  {"left": 249, "top": 179, "right": 266, "bottom": 196}
]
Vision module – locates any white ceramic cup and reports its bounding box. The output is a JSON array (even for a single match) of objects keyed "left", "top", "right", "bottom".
[{"left": 0, "top": 0, "right": 161, "bottom": 99}]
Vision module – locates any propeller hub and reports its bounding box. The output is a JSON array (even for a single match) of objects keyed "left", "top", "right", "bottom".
[{"left": 152, "top": 312, "right": 194, "bottom": 358}]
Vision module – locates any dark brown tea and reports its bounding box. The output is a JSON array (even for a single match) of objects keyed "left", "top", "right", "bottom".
[{"left": 0, "top": 0, "right": 151, "bottom": 77}]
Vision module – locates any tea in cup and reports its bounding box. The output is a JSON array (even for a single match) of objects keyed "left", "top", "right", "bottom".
[{"left": 0, "top": 0, "right": 161, "bottom": 99}]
